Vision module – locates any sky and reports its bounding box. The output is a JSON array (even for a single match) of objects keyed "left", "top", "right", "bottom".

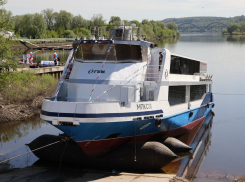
[{"left": 3, "top": 0, "right": 245, "bottom": 22}]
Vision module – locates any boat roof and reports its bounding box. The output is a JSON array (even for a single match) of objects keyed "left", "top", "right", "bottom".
[
  {"left": 171, "top": 53, "right": 207, "bottom": 63},
  {"left": 73, "top": 40, "right": 153, "bottom": 47}
]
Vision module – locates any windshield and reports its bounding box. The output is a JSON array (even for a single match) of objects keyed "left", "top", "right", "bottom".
[{"left": 75, "top": 43, "right": 142, "bottom": 62}]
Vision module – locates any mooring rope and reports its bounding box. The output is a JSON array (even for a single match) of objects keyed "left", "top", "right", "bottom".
[
  {"left": 0, "top": 137, "right": 72, "bottom": 164},
  {"left": 57, "top": 138, "right": 69, "bottom": 174}
]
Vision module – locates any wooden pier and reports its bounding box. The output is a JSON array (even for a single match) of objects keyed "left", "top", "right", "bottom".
[{"left": 9, "top": 66, "right": 65, "bottom": 78}]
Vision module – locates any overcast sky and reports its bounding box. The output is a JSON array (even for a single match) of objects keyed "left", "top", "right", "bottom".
[{"left": 4, "top": 0, "right": 245, "bottom": 22}]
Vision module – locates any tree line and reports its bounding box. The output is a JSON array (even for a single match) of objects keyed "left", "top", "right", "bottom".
[
  {"left": 222, "top": 22, "right": 245, "bottom": 35},
  {"left": 0, "top": 0, "right": 179, "bottom": 68},
  {"left": 9, "top": 9, "right": 180, "bottom": 39},
  {"left": 163, "top": 15, "right": 245, "bottom": 32}
]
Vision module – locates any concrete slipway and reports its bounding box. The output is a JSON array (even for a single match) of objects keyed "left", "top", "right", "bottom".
[{"left": 0, "top": 165, "right": 188, "bottom": 182}]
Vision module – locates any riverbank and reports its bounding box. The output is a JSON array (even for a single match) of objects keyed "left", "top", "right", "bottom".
[
  {"left": 0, "top": 71, "right": 58, "bottom": 124},
  {"left": 222, "top": 33, "right": 245, "bottom": 35},
  {"left": 0, "top": 94, "right": 44, "bottom": 124}
]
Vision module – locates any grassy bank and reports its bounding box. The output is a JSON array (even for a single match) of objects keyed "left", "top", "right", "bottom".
[
  {"left": 0, "top": 71, "right": 57, "bottom": 104},
  {"left": 0, "top": 71, "right": 58, "bottom": 123}
]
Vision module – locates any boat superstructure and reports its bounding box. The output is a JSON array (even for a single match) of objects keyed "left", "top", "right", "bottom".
[{"left": 40, "top": 25, "right": 214, "bottom": 157}]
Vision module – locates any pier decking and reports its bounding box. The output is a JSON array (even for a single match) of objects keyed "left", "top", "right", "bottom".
[
  {"left": 14, "top": 66, "right": 65, "bottom": 74},
  {"left": 7, "top": 65, "right": 65, "bottom": 78}
]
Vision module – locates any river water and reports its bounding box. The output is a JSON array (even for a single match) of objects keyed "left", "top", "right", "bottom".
[
  {"left": 23, "top": 49, "right": 71, "bottom": 63},
  {"left": 1, "top": 33, "right": 245, "bottom": 181}
]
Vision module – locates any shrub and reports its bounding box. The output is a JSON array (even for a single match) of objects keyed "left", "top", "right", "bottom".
[{"left": 0, "top": 71, "right": 58, "bottom": 104}]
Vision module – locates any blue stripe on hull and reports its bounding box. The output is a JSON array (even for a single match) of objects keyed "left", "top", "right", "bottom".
[
  {"left": 41, "top": 109, "right": 163, "bottom": 118},
  {"left": 45, "top": 103, "right": 213, "bottom": 142}
]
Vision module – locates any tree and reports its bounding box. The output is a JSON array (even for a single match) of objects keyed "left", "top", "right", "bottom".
[
  {"left": 41, "top": 8, "right": 54, "bottom": 31},
  {"left": 33, "top": 13, "right": 46, "bottom": 38},
  {"left": 12, "top": 15, "right": 22, "bottom": 36},
  {"left": 227, "top": 23, "right": 239, "bottom": 34},
  {"left": 57, "top": 26, "right": 64, "bottom": 38},
  {"left": 156, "top": 21, "right": 165, "bottom": 29},
  {"left": 76, "top": 28, "right": 90, "bottom": 39},
  {"left": 54, "top": 10, "right": 73, "bottom": 31},
  {"left": 0, "top": 0, "right": 16, "bottom": 70},
  {"left": 166, "top": 22, "right": 178, "bottom": 31},
  {"left": 142, "top": 19, "right": 150, "bottom": 25},
  {"left": 239, "top": 22, "right": 245, "bottom": 33},
  {"left": 71, "top": 15, "right": 87, "bottom": 29},
  {"left": 142, "top": 24, "right": 154, "bottom": 39},
  {"left": 45, "top": 30, "right": 58, "bottom": 38},
  {"left": 19, "top": 13, "right": 46, "bottom": 38},
  {"left": 63, "top": 30, "right": 76, "bottom": 38},
  {"left": 91, "top": 14, "right": 106, "bottom": 26},
  {"left": 109, "top": 16, "right": 121, "bottom": 24},
  {"left": 129, "top": 20, "right": 140, "bottom": 27},
  {"left": 0, "top": 8, "right": 14, "bottom": 33}
]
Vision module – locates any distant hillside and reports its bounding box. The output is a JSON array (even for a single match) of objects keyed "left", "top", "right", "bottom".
[{"left": 162, "top": 16, "right": 245, "bottom": 32}]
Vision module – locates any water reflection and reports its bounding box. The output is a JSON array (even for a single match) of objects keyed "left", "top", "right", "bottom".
[
  {"left": 21, "top": 50, "right": 71, "bottom": 64},
  {"left": 226, "top": 35, "right": 245, "bottom": 43},
  {"left": 154, "top": 36, "right": 180, "bottom": 48},
  {"left": 162, "top": 110, "right": 213, "bottom": 181},
  {"left": 0, "top": 116, "right": 45, "bottom": 144},
  {"left": 0, "top": 116, "right": 61, "bottom": 170}
]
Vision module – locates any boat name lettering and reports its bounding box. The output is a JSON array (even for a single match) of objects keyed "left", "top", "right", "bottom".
[
  {"left": 88, "top": 69, "right": 105, "bottom": 74},
  {"left": 137, "top": 104, "right": 152, "bottom": 110}
]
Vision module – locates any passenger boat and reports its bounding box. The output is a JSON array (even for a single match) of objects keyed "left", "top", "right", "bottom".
[{"left": 40, "top": 25, "right": 214, "bottom": 157}]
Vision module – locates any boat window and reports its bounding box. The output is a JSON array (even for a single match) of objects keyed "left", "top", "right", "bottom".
[
  {"left": 168, "top": 86, "right": 186, "bottom": 106},
  {"left": 75, "top": 43, "right": 142, "bottom": 62},
  {"left": 115, "top": 44, "right": 142, "bottom": 61},
  {"left": 79, "top": 44, "right": 116, "bottom": 61},
  {"left": 190, "top": 85, "right": 206, "bottom": 101},
  {"left": 170, "top": 56, "right": 200, "bottom": 75}
]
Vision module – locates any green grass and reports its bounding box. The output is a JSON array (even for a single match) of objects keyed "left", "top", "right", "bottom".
[{"left": 0, "top": 71, "right": 58, "bottom": 104}]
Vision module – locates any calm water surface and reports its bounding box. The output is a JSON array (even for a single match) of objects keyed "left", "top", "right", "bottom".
[
  {"left": 23, "top": 50, "right": 71, "bottom": 63},
  {"left": 1, "top": 33, "right": 245, "bottom": 181},
  {"left": 157, "top": 33, "right": 245, "bottom": 179}
]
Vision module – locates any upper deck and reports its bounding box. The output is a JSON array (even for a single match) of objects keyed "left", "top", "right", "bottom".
[{"left": 54, "top": 25, "right": 212, "bottom": 104}]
